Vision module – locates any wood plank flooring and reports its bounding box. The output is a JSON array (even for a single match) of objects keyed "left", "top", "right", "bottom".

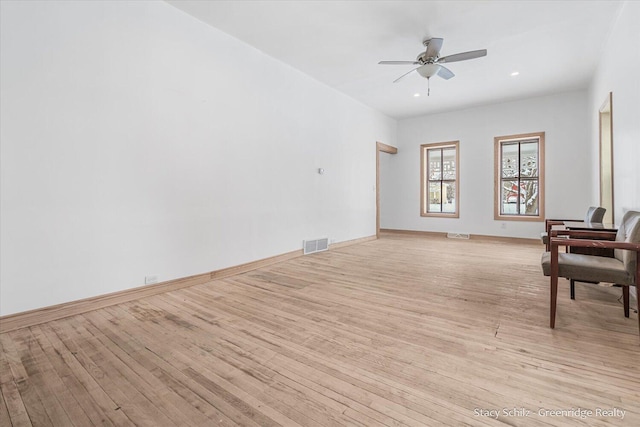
[{"left": 1, "top": 232, "right": 639, "bottom": 426}]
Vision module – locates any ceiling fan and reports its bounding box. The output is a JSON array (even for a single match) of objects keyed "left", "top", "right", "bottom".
[{"left": 379, "top": 38, "right": 487, "bottom": 95}]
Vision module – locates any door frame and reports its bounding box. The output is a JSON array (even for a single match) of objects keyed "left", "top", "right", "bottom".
[
  {"left": 376, "top": 142, "right": 398, "bottom": 238},
  {"left": 599, "top": 92, "right": 614, "bottom": 224}
]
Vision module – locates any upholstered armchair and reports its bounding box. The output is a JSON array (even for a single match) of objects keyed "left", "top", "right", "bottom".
[
  {"left": 541, "top": 210, "right": 640, "bottom": 335},
  {"left": 541, "top": 206, "right": 606, "bottom": 251}
]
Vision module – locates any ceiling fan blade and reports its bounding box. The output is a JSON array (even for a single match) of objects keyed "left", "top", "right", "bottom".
[
  {"left": 393, "top": 67, "right": 419, "bottom": 83},
  {"left": 437, "top": 65, "right": 455, "bottom": 80},
  {"left": 379, "top": 60, "right": 420, "bottom": 65},
  {"left": 438, "top": 49, "right": 487, "bottom": 63},
  {"left": 424, "top": 38, "right": 443, "bottom": 58}
]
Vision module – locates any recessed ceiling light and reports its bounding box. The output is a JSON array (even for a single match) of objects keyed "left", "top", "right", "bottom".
[
  {"left": 511, "top": 71, "right": 520, "bottom": 76},
  {"left": 414, "top": 93, "right": 420, "bottom": 97}
]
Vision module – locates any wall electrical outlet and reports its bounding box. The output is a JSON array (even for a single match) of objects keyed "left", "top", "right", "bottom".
[
  {"left": 145, "top": 275, "right": 158, "bottom": 285},
  {"left": 501, "top": 222, "right": 507, "bottom": 229}
]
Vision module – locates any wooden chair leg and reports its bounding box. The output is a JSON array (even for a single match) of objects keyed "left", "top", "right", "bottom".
[
  {"left": 623, "top": 286, "right": 629, "bottom": 318},
  {"left": 550, "top": 245, "right": 559, "bottom": 329},
  {"left": 636, "top": 256, "right": 640, "bottom": 338},
  {"left": 636, "top": 285, "right": 640, "bottom": 338},
  {"left": 570, "top": 279, "right": 575, "bottom": 300},
  {"left": 550, "top": 275, "right": 558, "bottom": 328}
]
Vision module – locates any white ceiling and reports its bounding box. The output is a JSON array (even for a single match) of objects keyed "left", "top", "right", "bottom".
[{"left": 167, "top": 0, "right": 623, "bottom": 119}]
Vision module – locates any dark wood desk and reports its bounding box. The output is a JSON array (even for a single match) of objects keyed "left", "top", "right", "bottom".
[{"left": 562, "top": 221, "right": 618, "bottom": 232}]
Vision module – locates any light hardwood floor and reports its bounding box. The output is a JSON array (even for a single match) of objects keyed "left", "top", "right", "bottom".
[{"left": 1, "top": 232, "right": 639, "bottom": 426}]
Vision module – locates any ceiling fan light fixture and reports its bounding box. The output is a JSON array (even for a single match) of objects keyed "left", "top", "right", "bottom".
[{"left": 417, "top": 63, "right": 441, "bottom": 79}]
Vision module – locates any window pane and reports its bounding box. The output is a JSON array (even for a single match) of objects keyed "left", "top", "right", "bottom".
[
  {"left": 428, "top": 181, "right": 441, "bottom": 212},
  {"left": 501, "top": 144, "right": 518, "bottom": 178},
  {"left": 520, "top": 142, "right": 538, "bottom": 177},
  {"left": 501, "top": 180, "right": 519, "bottom": 214},
  {"left": 442, "top": 181, "right": 456, "bottom": 213},
  {"left": 442, "top": 148, "right": 456, "bottom": 180},
  {"left": 522, "top": 180, "right": 539, "bottom": 215},
  {"left": 428, "top": 149, "right": 441, "bottom": 180}
]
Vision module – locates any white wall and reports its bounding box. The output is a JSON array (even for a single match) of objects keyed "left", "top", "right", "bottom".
[
  {"left": 589, "top": 0, "right": 640, "bottom": 224},
  {"left": 381, "top": 91, "right": 591, "bottom": 239},
  {"left": 0, "top": 1, "right": 396, "bottom": 315}
]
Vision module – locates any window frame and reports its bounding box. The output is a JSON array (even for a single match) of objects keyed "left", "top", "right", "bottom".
[
  {"left": 494, "top": 132, "right": 545, "bottom": 221},
  {"left": 420, "top": 140, "right": 460, "bottom": 218}
]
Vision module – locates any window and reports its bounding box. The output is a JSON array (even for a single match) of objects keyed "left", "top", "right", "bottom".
[
  {"left": 494, "top": 132, "right": 545, "bottom": 221},
  {"left": 421, "top": 141, "right": 459, "bottom": 217}
]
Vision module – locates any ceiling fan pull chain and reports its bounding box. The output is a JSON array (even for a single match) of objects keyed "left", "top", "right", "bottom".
[{"left": 428, "top": 78, "right": 430, "bottom": 96}]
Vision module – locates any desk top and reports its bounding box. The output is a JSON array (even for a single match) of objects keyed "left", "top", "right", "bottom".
[{"left": 563, "top": 221, "right": 618, "bottom": 232}]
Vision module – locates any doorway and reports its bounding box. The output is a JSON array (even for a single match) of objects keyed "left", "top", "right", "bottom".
[
  {"left": 599, "top": 92, "right": 614, "bottom": 224},
  {"left": 376, "top": 142, "right": 398, "bottom": 238}
]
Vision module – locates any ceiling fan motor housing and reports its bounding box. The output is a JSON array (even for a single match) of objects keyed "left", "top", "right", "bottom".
[{"left": 416, "top": 52, "right": 437, "bottom": 64}]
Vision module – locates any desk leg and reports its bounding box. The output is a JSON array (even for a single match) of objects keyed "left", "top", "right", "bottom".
[
  {"left": 570, "top": 280, "right": 575, "bottom": 300},
  {"left": 623, "top": 286, "right": 629, "bottom": 318}
]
